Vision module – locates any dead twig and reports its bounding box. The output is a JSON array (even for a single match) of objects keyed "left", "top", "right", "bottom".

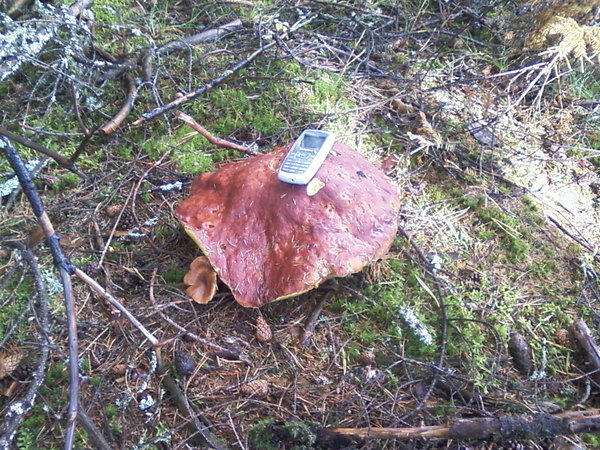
[
  {"left": 160, "top": 367, "right": 231, "bottom": 450},
  {"left": 76, "top": 409, "right": 113, "bottom": 450},
  {"left": 570, "top": 319, "right": 600, "bottom": 387},
  {"left": 0, "top": 127, "right": 83, "bottom": 176},
  {"left": 0, "top": 243, "right": 50, "bottom": 450},
  {"left": 156, "top": 19, "right": 244, "bottom": 55},
  {"left": 133, "top": 16, "right": 315, "bottom": 125},
  {"left": 132, "top": 42, "right": 277, "bottom": 125},
  {"left": 547, "top": 215, "right": 600, "bottom": 262},
  {"left": 73, "top": 268, "right": 159, "bottom": 346},
  {"left": 149, "top": 269, "right": 250, "bottom": 363},
  {"left": 300, "top": 291, "right": 333, "bottom": 348},
  {"left": 98, "top": 74, "right": 138, "bottom": 135},
  {"left": 175, "top": 111, "right": 257, "bottom": 155},
  {"left": 320, "top": 409, "right": 600, "bottom": 443},
  {"left": 0, "top": 136, "right": 80, "bottom": 450},
  {"left": 394, "top": 226, "right": 448, "bottom": 423}
]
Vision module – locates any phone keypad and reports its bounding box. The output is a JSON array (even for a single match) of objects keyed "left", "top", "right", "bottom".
[{"left": 281, "top": 149, "right": 315, "bottom": 174}]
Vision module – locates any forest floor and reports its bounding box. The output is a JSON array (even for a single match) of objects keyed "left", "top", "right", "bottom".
[{"left": 1, "top": 0, "right": 600, "bottom": 448}]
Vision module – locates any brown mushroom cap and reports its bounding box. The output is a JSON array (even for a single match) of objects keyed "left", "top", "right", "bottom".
[
  {"left": 183, "top": 256, "right": 218, "bottom": 304},
  {"left": 175, "top": 141, "right": 400, "bottom": 308}
]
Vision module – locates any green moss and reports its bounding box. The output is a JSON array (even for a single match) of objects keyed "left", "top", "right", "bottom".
[
  {"left": 0, "top": 270, "right": 35, "bottom": 340},
  {"left": 52, "top": 172, "right": 80, "bottom": 192},
  {"left": 583, "top": 433, "right": 600, "bottom": 447},
  {"left": 162, "top": 266, "right": 188, "bottom": 284},
  {"left": 528, "top": 261, "right": 557, "bottom": 279},
  {"left": 248, "top": 419, "right": 317, "bottom": 450}
]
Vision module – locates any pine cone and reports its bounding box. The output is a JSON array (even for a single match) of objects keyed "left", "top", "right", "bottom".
[
  {"left": 358, "top": 351, "right": 376, "bottom": 367},
  {"left": 256, "top": 315, "right": 272, "bottom": 343},
  {"left": 174, "top": 351, "right": 196, "bottom": 378},
  {"left": 0, "top": 353, "right": 24, "bottom": 380},
  {"left": 240, "top": 379, "right": 270, "bottom": 397},
  {"left": 556, "top": 329, "right": 572, "bottom": 348}
]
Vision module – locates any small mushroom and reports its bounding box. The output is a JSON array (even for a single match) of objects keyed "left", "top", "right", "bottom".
[
  {"left": 176, "top": 141, "right": 401, "bottom": 307},
  {"left": 183, "top": 256, "right": 217, "bottom": 304}
]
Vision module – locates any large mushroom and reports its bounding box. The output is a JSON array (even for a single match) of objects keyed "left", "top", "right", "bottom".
[{"left": 175, "top": 140, "right": 401, "bottom": 308}]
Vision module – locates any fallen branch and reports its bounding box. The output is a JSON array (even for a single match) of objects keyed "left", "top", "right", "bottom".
[
  {"left": 0, "top": 127, "right": 83, "bottom": 176},
  {"left": 319, "top": 409, "right": 600, "bottom": 443},
  {"left": 0, "top": 244, "right": 50, "bottom": 450},
  {"left": 161, "top": 368, "right": 230, "bottom": 450},
  {"left": 570, "top": 319, "right": 600, "bottom": 387},
  {"left": 1, "top": 135, "right": 161, "bottom": 447},
  {"left": 0, "top": 136, "right": 80, "bottom": 449},
  {"left": 175, "top": 111, "right": 257, "bottom": 155},
  {"left": 156, "top": 19, "right": 243, "bottom": 55},
  {"left": 133, "top": 16, "right": 315, "bottom": 125}
]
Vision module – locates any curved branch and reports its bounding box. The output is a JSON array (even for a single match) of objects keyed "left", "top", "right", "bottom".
[{"left": 0, "top": 243, "right": 50, "bottom": 449}]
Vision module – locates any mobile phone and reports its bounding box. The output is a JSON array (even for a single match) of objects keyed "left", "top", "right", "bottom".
[{"left": 277, "top": 129, "right": 335, "bottom": 185}]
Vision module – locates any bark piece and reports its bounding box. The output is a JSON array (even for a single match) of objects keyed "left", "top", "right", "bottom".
[{"left": 176, "top": 141, "right": 400, "bottom": 307}]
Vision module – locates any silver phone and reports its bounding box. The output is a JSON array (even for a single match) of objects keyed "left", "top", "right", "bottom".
[{"left": 277, "top": 129, "right": 335, "bottom": 185}]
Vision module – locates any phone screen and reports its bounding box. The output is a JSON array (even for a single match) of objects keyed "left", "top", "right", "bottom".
[{"left": 301, "top": 134, "right": 326, "bottom": 152}]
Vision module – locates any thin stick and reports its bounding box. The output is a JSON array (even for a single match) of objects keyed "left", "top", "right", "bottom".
[
  {"left": 161, "top": 369, "right": 230, "bottom": 449},
  {"left": 547, "top": 215, "right": 599, "bottom": 260},
  {"left": 0, "top": 244, "right": 50, "bottom": 449},
  {"left": 76, "top": 409, "right": 112, "bottom": 450},
  {"left": 98, "top": 74, "right": 138, "bottom": 135},
  {"left": 175, "top": 111, "right": 257, "bottom": 155},
  {"left": 149, "top": 269, "right": 249, "bottom": 362},
  {"left": 157, "top": 19, "right": 243, "bottom": 54},
  {"left": 133, "top": 16, "right": 314, "bottom": 125},
  {"left": 0, "top": 136, "right": 79, "bottom": 449},
  {"left": 0, "top": 127, "right": 82, "bottom": 176},
  {"left": 395, "top": 226, "right": 448, "bottom": 423},
  {"left": 74, "top": 268, "right": 159, "bottom": 346},
  {"left": 132, "top": 41, "right": 276, "bottom": 125},
  {"left": 300, "top": 292, "right": 332, "bottom": 347}
]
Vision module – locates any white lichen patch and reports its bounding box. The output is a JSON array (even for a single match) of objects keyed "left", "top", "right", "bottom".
[
  {"left": 0, "top": 159, "right": 47, "bottom": 198},
  {"left": 0, "top": 1, "right": 90, "bottom": 82},
  {"left": 42, "top": 268, "right": 63, "bottom": 297},
  {"left": 8, "top": 401, "right": 24, "bottom": 415},
  {"left": 398, "top": 305, "right": 434, "bottom": 346},
  {"left": 427, "top": 79, "right": 600, "bottom": 248}
]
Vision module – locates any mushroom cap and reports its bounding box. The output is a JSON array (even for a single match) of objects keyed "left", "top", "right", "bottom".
[
  {"left": 175, "top": 141, "right": 400, "bottom": 308},
  {"left": 183, "top": 256, "right": 218, "bottom": 304}
]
